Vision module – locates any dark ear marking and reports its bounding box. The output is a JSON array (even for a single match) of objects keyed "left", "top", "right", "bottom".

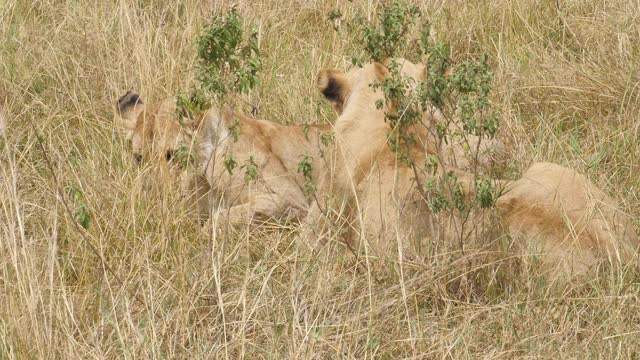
[
  {"left": 322, "top": 77, "right": 342, "bottom": 102},
  {"left": 165, "top": 150, "right": 175, "bottom": 162},
  {"left": 129, "top": 94, "right": 140, "bottom": 105},
  {"left": 117, "top": 91, "right": 144, "bottom": 113},
  {"left": 318, "top": 69, "right": 349, "bottom": 113}
]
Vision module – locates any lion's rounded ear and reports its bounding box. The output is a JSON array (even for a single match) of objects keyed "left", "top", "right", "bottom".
[
  {"left": 317, "top": 69, "right": 350, "bottom": 113},
  {"left": 117, "top": 91, "right": 144, "bottom": 114}
]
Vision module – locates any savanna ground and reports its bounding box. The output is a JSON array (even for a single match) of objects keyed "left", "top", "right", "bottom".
[{"left": 1, "top": 0, "right": 640, "bottom": 358}]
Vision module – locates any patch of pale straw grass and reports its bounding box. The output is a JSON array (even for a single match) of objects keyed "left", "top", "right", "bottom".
[{"left": 1, "top": 0, "right": 639, "bottom": 358}]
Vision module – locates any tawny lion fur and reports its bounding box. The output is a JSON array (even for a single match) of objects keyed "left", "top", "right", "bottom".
[
  {"left": 115, "top": 91, "right": 330, "bottom": 222},
  {"left": 497, "top": 162, "right": 638, "bottom": 273},
  {"left": 311, "top": 59, "right": 638, "bottom": 274},
  {"left": 307, "top": 59, "right": 484, "bottom": 256}
]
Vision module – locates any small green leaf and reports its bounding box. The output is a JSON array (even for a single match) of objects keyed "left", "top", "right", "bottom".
[
  {"left": 224, "top": 153, "right": 237, "bottom": 175},
  {"left": 244, "top": 156, "right": 258, "bottom": 183}
]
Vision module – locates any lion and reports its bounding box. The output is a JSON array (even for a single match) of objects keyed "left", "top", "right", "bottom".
[
  {"left": 308, "top": 58, "right": 638, "bottom": 274},
  {"left": 306, "top": 59, "right": 475, "bottom": 256},
  {"left": 115, "top": 90, "right": 331, "bottom": 223},
  {"left": 496, "top": 162, "right": 638, "bottom": 274}
]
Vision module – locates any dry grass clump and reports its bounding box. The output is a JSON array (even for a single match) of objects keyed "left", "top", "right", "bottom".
[{"left": 1, "top": 0, "right": 639, "bottom": 358}]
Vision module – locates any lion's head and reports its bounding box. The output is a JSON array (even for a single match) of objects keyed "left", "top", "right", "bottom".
[
  {"left": 115, "top": 91, "right": 190, "bottom": 164},
  {"left": 317, "top": 59, "right": 426, "bottom": 114},
  {"left": 316, "top": 59, "right": 505, "bottom": 173}
]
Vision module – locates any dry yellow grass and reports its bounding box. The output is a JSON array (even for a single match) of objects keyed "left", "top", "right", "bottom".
[{"left": 1, "top": 0, "right": 640, "bottom": 358}]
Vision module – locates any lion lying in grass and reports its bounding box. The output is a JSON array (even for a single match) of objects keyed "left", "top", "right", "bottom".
[
  {"left": 311, "top": 58, "right": 638, "bottom": 274},
  {"left": 306, "top": 59, "right": 490, "bottom": 254},
  {"left": 497, "top": 162, "right": 638, "bottom": 273},
  {"left": 115, "top": 90, "right": 330, "bottom": 223},
  {"left": 115, "top": 58, "right": 637, "bottom": 274}
]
